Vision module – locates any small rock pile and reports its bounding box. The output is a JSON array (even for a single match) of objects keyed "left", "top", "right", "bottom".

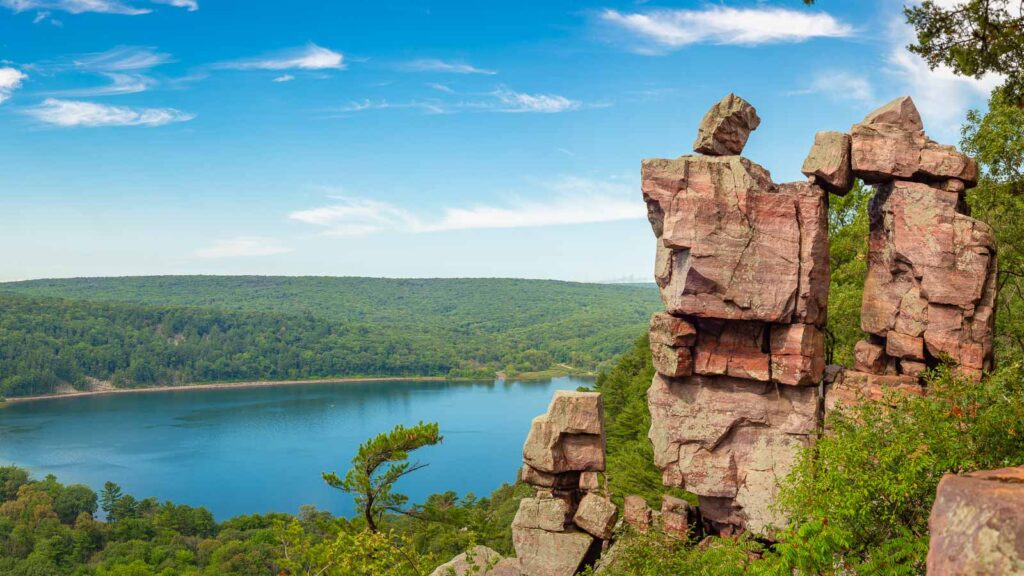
[{"left": 513, "top": 391, "right": 617, "bottom": 576}]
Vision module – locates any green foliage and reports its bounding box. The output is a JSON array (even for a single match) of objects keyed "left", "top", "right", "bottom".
[
  {"left": 585, "top": 528, "right": 755, "bottom": 576},
  {"left": 904, "top": 1, "right": 1024, "bottom": 103},
  {"left": 826, "top": 182, "right": 871, "bottom": 366},
  {"left": 323, "top": 422, "right": 442, "bottom": 532},
  {"left": 0, "top": 277, "right": 662, "bottom": 396},
  {"left": 963, "top": 92, "right": 1024, "bottom": 362}
]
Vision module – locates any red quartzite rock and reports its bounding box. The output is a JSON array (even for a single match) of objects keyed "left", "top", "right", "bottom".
[
  {"left": 522, "top": 391, "right": 605, "bottom": 474},
  {"left": 850, "top": 96, "right": 977, "bottom": 186},
  {"left": 429, "top": 546, "right": 522, "bottom": 576},
  {"left": 661, "top": 495, "right": 694, "bottom": 540},
  {"left": 824, "top": 369, "right": 924, "bottom": 415},
  {"left": 801, "top": 131, "right": 853, "bottom": 195},
  {"left": 861, "top": 179, "right": 997, "bottom": 377},
  {"left": 572, "top": 493, "right": 618, "bottom": 540},
  {"left": 511, "top": 526, "right": 596, "bottom": 576},
  {"left": 769, "top": 323, "right": 826, "bottom": 386},
  {"left": 641, "top": 156, "right": 829, "bottom": 326},
  {"left": 647, "top": 374, "right": 819, "bottom": 534},
  {"left": 692, "top": 320, "right": 770, "bottom": 382},
  {"left": 623, "top": 496, "right": 652, "bottom": 533},
  {"left": 692, "top": 93, "right": 761, "bottom": 156},
  {"left": 927, "top": 466, "right": 1024, "bottom": 575}
]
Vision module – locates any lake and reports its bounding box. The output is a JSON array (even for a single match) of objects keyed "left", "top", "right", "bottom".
[{"left": 0, "top": 377, "right": 590, "bottom": 519}]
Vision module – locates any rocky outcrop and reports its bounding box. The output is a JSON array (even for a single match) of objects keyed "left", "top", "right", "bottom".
[
  {"left": 642, "top": 93, "right": 995, "bottom": 536},
  {"left": 926, "top": 466, "right": 1024, "bottom": 575},
  {"left": 850, "top": 97, "right": 996, "bottom": 383},
  {"left": 642, "top": 94, "right": 828, "bottom": 535},
  {"left": 512, "top": 391, "right": 612, "bottom": 576},
  {"left": 430, "top": 546, "right": 522, "bottom": 576}
]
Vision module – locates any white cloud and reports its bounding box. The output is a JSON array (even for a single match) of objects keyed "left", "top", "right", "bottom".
[
  {"left": 882, "top": 11, "right": 1003, "bottom": 135},
  {"left": 50, "top": 72, "right": 155, "bottom": 96},
  {"left": 0, "top": 67, "right": 27, "bottom": 104},
  {"left": 426, "top": 82, "right": 453, "bottom": 93},
  {"left": 219, "top": 44, "right": 345, "bottom": 71},
  {"left": 601, "top": 6, "right": 853, "bottom": 52},
  {"left": 273, "top": 74, "right": 295, "bottom": 83},
  {"left": 401, "top": 59, "right": 496, "bottom": 75},
  {"left": 196, "top": 237, "right": 292, "bottom": 259},
  {"left": 334, "top": 99, "right": 447, "bottom": 115},
  {"left": 72, "top": 46, "right": 172, "bottom": 71},
  {"left": 26, "top": 98, "right": 195, "bottom": 127},
  {"left": 792, "top": 71, "right": 874, "bottom": 103},
  {"left": 289, "top": 177, "right": 644, "bottom": 238},
  {"left": 152, "top": 0, "right": 195, "bottom": 11},
  {"left": 492, "top": 88, "right": 579, "bottom": 113},
  {"left": 1, "top": 0, "right": 195, "bottom": 15}
]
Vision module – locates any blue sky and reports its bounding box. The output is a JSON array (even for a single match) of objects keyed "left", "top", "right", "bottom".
[{"left": 0, "top": 0, "right": 1000, "bottom": 282}]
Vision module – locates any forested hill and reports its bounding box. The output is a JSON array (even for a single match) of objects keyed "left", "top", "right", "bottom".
[{"left": 0, "top": 277, "right": 661, "bottom": 398}]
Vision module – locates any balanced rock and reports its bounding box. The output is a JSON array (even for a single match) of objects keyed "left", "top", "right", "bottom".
[
  {"left": 661, "top": 495, "right": 693, "bottom": 540},
  {"left": 693, "top": 93, "right": 761, "bottom": 156},
  {"left": 513, "top": 497, "right": 570, "bottom": 533},
  {"left": 572, "top": 493, "right": 618, "bottom": 540},
  {"left": 430, "top": 546, "right": 522, "bottom": 576},
  {"left": 523, "top": 391, "right": 605, "bottom": 474},
  {"left": 647, "top": 374, "right": 819, "bottom": 533},
  {"left": 927, "top": 466, "right": 1024, "bottom": 575},
  {"left": 801, "top": 131, "right": 853, "bottom": 195},
  {"left": 850, "top": 96, "right": 977, "bottom": 185}
]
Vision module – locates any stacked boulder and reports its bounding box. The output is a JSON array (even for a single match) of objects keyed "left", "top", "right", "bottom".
[
  {"left": 847, "top": 97, "right": 996, "bottom": 385},
  {"left": 512, "top": 391, "right": 617, "bottom": 576},
  {"left": 642, "top": 94, "right": 828, "bottom": 535}
]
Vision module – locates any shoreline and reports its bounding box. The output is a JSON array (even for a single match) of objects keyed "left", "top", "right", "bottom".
[{"left": 1, "top": 371, "right": 593, "bottom": 404}]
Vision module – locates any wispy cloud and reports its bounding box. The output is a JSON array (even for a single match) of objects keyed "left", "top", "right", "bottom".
[
  {"left": 335, "top": 87, "right": 582, "bottom": 116},
  {"left": 217, "top": 44, "right": 344, "bottom": 71},
  {"left": 426, "top": 82, "right": 453, "bottom": 93},
  {"left": 492, "top": 88, "right": 579, "bottom": 113},
  {"left": 400, "top": 59, "right": 496, "bottom": 75},
  {"left": 273, "top": 74, "right": 295, "bottom": 83},
  {"left": 0, "top": 67, "right": 27, "bottom": 104},
  {"left": 289, "top": 177, "right": 643, "bottom": 238},
  {"left": 71, "top": 46, "right": 173, "bottom": 71},
  {"left": 1, "top": 0, "right": 195, "bottom": 15},
  {"left": 152, "top": 0, "right": 196, "bottom": 11},
  {"left": 791, "top": 71, "right": 874, "bottom": 104},
  {"left": 196, "top": 237, "right": 291, "bottom": 259},
  {"left": 26, "top": 98, "right": 195, "bottom": 127},
  {"left": 601, "top": 6, "right": 853, "bottom": 52}
]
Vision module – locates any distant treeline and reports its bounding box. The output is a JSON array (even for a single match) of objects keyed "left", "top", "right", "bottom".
[{"left": 0, "top": 277, "right": 661, "bottom": 397}]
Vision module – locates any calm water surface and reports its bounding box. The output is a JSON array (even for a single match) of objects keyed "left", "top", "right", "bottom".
[{"left": 0, "top": 377, "right": 588, "bottom": 518}]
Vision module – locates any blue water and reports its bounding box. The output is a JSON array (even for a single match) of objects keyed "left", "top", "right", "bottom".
[{"left": 0, "top": 377, "right": 589, "bottom": 519}]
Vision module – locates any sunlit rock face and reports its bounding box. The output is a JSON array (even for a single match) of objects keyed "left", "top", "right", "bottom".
[{"left": 641, "top": 94, "right": 996, "bottom": 537}]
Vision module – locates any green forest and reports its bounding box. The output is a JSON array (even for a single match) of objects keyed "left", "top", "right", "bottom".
[{"left": 0, "top": 278, "right": 661, "bottom": 398}]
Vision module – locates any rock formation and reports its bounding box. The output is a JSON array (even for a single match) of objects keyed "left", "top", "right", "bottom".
[
  {"left": 926, "top": 466, "right": 1024, "bottom": 575},
  {"left": 642, "top": 94, "right": 996, "bottom": 536},
  {"left": 642, "top": 93, "right": 827, "bottom": 535},
  {"left": 430, "top": 546, "right": 522, "bottom": 576},
  {"left": 512, "top": 391, "right": 614, "bottom": 576}
]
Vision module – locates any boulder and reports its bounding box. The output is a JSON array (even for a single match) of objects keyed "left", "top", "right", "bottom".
[
  {"left": 853, "top": 340, "right": 888, "bottom": 374},
  {"left": 850, "top": 96, "right": 977, "bottom": 186},
  {"left": 661, "top": 495, "right": 693, "bottom": 540},
  {"left": 522, "top": 392, "right": 605, "bottom": 474},
  {"left": 649, "top": 312, "right": 697, "bottom": 347},
  {"left": 642, "top": 156, "right": 828, "bottom": 325},
  {"left": 692, "top": 320, "right": 770, "bottom": 382},
  {"left": 801, "top": 131, "right": 853, "bottom": 195},
  {"left": 623, "top": 495, "right": 652, "bottom": 533},
  {"left": 430, "top": 546, "right": 521, "bottom": 576},
  {"left": 692, "top": 93, "right": 761, "bottom": 156},
  {"left": 647, "top": 374, "right": 819, "bottom": 534},
  {"left": 651, "top": 341, "right": 694, "bottom": 378},
  {"left": 519, "top": 465, "right": 579, "bottom": 490},
  {"left": 513, "top": 497, "right": 569, "bottom": 533},
  {"left": 927, "top": 467, "right": 1024, "bottom": 575},
  {"left": 512, "top": 526, "right": 596, "bottom": 576},
  {"left": 578, "top": 471, "right": 600, "bottom": 492},
  {"left": 572, "top": 493, "right": 618, "bottom": 540}
]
